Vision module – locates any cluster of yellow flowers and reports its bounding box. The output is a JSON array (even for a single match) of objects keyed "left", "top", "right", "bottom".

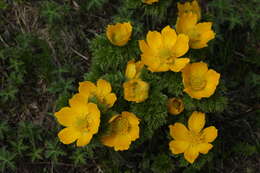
[
  {"left": 55, "top": 0, "right": 220, "bottom": 163},
  {"left": 55, "top": 79, "right": 140, "bottom": 151}
]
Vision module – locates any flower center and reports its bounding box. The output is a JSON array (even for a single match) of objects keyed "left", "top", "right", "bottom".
[
  {"left": 112, "top": 117, "right": 129, "bottom": 135},
  {"left": 159, "top": 48, "right": 173, "bottom": 59},
  {"left": 172, "top": 100, "right": 181, "bottom": 110},
  {"left": 190, "top": 74, "right": 206, "bottom": 91},
  {"left": 112, "top": 32, "right": 124, "bottom": 43},
  {"left": 190, "top": 131, "right": 203, "bottom": 146},
  {"left": 75, "top": 114, "right": 92, "bottom": 132}
]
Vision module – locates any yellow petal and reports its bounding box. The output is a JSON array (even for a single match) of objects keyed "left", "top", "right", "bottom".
[
  {"left": 69, "top": 93, "right": 88, "bottom": 108},
  {"left": 142, "top": 0, "right": 159, "bottom": 5},
  {"left": 58, "top": 127, "right": 81, "bottom": 144},
  {"left": 104, "top": 93, "right": 117, "bottom": 108},
  {"left": 139, "top": 40, "right": 150, "bottom": 53},
  {"left": 190, "top": 62, "right": 208, "bottom": 77},
  {"left": 176, "top": 12, "right": 197, "bottom": 34},
  {"left": 161, "top": 26, "right": 177, "bottom": 50},
  {"left": 125, "top": 60, "right": 137, "bottom": 79},
  {"left": 169, "top": 123, "right": 190, "bottom": 140},
  {"left": 169, "top": 140, "right": 190, "bottom": 154},
  {"left": 202, "top": 126, "right": 218, "bottom": 143},
  {"left": 169, "top": 58, "right": 190, "bottom": 72},
  {"left": 96, "top": 79, "right": 112, "bottom": 96},
  {"left": 190, "top": 22, "right": 215, "bottom": 49},
  {"left": 197, "top": 143, "right": 213, "bottom": 154},
  {"left": 68, "top": 95, "right": 89, "bottom": 116},
  {"left": 108, "top": 115, "right": 120, "bottom": 123},
  {"left": 177, "top": 1, "right": 201, "bottom": 21},
  {"left": 123, "top": 111, "right": 140, "bottom": 125},
  {"left": 79, "top": 81, "right": 96, "bottom": 97},
  {"left": 114, "top": 134, "right": 132, "bottom": 151},
  {"left": 141, "top": 54, "right": 161, "bottom": 72},
  {"left": 55, "top": 107, "right": 77, "bottom": 127},
  {"left": 181, "top": 63, "right": 192, "bottom": 87},
  {"left": 172, "top": 34, "right": 189, "bottom": 57},
  {"left": 184, "top": 146, "right": 199, "bottom": 164},
  {"left": 101, "top": 135, "right": 116, "bottom": 147},
  {"left": 203, "top": 69, "right": 220, "bottom": 96},
  {"left": 76, "top": 132, "right": 93, "bottom": 147},
  {"left": 146, "top": 31, "right": 162, "bottom": 51},
  {"left": 188, "top": 111, "right": 205, "bottom": 133},
  {"left": 128, "top": 126, "right": 139, "bottom": 141},
  {"left": 86, "top": 103, "right": 100, "bottom": 134}
]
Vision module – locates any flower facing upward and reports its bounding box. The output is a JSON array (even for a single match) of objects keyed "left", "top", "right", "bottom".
[
  {"left": 167, "top": 98, "right": 184, "bottom": 115},
  {"left": 176, "top": 12, "right": 215, "bottom": 49},
  {"left": 123, "top": 79, "right": 149, "bottom": 103},
  {"left": 55, "top": 94, "right": 100, "bottom": 147},
  {"left": 182, "top": 62, "right": 220, "bottom": 99},
  {"left": 106, "top": 22, "right": 132, "bottom": 46},
  {"left": 177, "top": 0, "right": 201, "bottom": 21},
  {"left": 125, "top": 60, "right": 144, "bottom": 80},
  {"left": 169, "top": 111, "right": 218, "bottom": 164},
  {"left": 142, "top": 0, "right": 159, "bottom": 5},
  {"left": 79, "top": 79, "right": 117, "bottom": 108},
  {"left": 101, "top": 111, "right": 140, "bottom": 151},
  {"left": 139, "top": 26, "right": 190, "bottom": 72}
]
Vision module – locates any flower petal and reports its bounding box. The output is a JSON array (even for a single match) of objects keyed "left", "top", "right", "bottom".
[
  {"left": 86, "top": 103, "right": 100, "bottom": 134},
  {"left": 170, "top": 58, "right": 190, "bottom": 72},
  {"left": 69, "top": 93, "right": 88, "bottom": 107},
  {"left": 101, "top": 135, "right": 116, "bottom": 147},
  {"left": 184, "top": 146, "right": 199, "bottom": 164},
  {"left": 58, "top": 127, "right": 81, "bottom": 145},
  {"left": 190, "top": 61, "right": 208, "bottom": 77},
  {"left": 55, "top": 107, "right": 77, "bottom": 127},
  {"left": 169, "top": 123, "right": 190, "bottom": 140},
  {"left": 104, "top": 93, "right": 117, "bottom": 108},
  {"left": 176, "top": 12, "right": 197, "bottom": 34},
  {"left": 128, "top": 126, "right": 139, "bottom": 141},
  {"left": 79, "top": 81, "right": 96, "bottom": 97},
  {"left": 114, "top": 134, "right": 132, "bottom": 151},
  {"left": 96, "top": 79, "right": 112, "bottom": 96},
  {"left": 123, "top": 112, "right": 140, "bottom": 125},
  {"left": 202, "top": 126, "right": 218, "bottom": 143},
  {"left": 197, "top": 143, "right": 213, "bottom": 154},
  {"left": 139, "top": 40, "right": 149, "bottom": 53},
  {"left": 172, "top": 34, "right": 189, "bottom": 57},
  {"left": 188, "top": 111, "right": 205, "bottom": 133},
  {"left": 203, "top": 69, "right": 220, "bottom": 96},
  {"left": 169, "top": 140, "right": 190, "bottom": 154},
  {"left": 76, "top": 132, "right": 93, "bottom": 147},
  {"left": 125, "top": 60, "right": 137, "bottom": 79},
  {"left": 147, "top": 31, "right": 162, "bottom": 51},
  {"left": 68, "top": 95, "right": 89, "bottom": 116},
  {"left": 161, "top": 26, "right": 177, "bottom": 50}
]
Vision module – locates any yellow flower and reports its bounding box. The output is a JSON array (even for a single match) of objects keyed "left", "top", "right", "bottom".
[
  {"left": 139, "top": 25, "right": 190, "bottom": 72},
  {"left": 182, "top": 62, "right": 220, "bottom": 99},
  {"left": 142, "top": 0, "right": 159, "bottom": 5},
  {"left": 169, "top": 111, "right": 218, "bottom": 164},
  {"left": 123, "top": 79, "right": 149, "bottom": 103},
  {"left": 106, "top": 22, "right": 132, "bottom": 46},
  {"left": 79, "top": 79, "right": 117, "bottom": 108},
  {"left": 176, "top": 12, "right": 215, "bottom": 49},
  {"left": 167, "top": 98, "right": 184, "bottom": 115},
  {"left": 55, "top": 94, "right": 100, "bottom": 147},
  {"left": 177, "top": 0, "right": 201, "bottom": 21},
  {"left": 101, "top": 111, "right": 140, "bottom": 151},
  {"left": 125, "top": 60, "right": 144, "bottom": 80}
]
